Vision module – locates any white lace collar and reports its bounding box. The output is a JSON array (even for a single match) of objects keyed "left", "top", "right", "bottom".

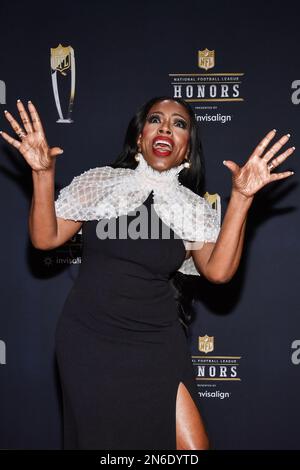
[
  {"left": 54, "top": 153, "right": 220, "bottom": 275},
  {"left": 134, "top": 151, "right": 186, "bottom": 183}
]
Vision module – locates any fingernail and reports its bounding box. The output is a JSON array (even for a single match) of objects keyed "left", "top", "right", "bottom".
[
  {"left": 273, "top": 129, "right": 277, "bottom": 132},
  {"left": 292, "top": 146, "right": 296, "bottom": 150},
  {"left": 287, "top": 133, "right": 291, "bottom": 138},
  {"left": 28, "top": 100, "right": 32, "bottom": 104},
  {"left": 17, "top": 99, "right": 21, "bottom": 102},
  {"left": 223, "top": 160, "right": 226, "bottom": 165}
]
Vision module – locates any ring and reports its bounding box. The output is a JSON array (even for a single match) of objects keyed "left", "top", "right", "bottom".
[
  {"left": 267, "top": 162, "right": 275, "bottom": 171},
  {"left": 16, "top": 130, "right": 26, "bottom": 138}
]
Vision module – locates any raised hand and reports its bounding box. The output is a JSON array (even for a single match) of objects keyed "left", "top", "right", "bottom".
[
  {"left": 0, "top": 99, "right": 64, "bottom": 172},
  {"left": 223, "top": 130, "right": 295, "bottom": 199}
]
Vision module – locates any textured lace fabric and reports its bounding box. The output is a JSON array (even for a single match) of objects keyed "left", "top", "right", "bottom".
[{"left": 54, "top": 153, "right": 221, "bottom": 276}]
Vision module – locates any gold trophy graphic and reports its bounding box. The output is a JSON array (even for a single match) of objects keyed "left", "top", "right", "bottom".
[
  {"left": 204, "top": 192, "right": 221, "bottom": 226},
  {"left": 50, "top": 43, "right": 75, "bottom": 123}
]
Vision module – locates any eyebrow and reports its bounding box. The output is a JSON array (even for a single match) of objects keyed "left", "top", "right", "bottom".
[{"left": 148, "top": 110, "right": 189, "bottom": 122}]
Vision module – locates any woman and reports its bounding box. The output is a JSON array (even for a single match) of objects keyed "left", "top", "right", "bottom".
[{"left": 0, "top": 97, "right": 295, "bottom": 450}]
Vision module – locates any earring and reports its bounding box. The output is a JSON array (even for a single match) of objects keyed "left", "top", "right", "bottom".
[
  {"left": 183, "top": 159, "right": 191, "bottom": 168},
  {"left": 135, "top": 151, "right": 141, "bottom": 162}
]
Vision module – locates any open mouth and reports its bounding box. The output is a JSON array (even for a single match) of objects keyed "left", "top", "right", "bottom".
[{"left": 152, "top": 138, "right": 174, "bottom": 156}]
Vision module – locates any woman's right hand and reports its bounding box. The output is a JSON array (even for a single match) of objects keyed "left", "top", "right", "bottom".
[{"left": 0, "top": 99, "right": 64, "bottom": 172}]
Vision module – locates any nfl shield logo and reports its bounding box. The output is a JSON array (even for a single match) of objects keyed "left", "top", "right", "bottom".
[
  {"left": 198, "top": 49, "right": 215, "bottom": 70},
  {"left": 199, "top": 335, "right": 214, "bottom": 354},
  {"left": 50, "top": 43, "right": 72, "bottom": 74}
]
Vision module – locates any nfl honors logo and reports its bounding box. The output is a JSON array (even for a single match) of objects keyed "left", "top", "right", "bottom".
[
  {"left": 194, "top": 335, "right": 241, "bottom": 383},
  {"left": 199, "top": 335, "right": 214, "bottom": 354},
  {"left": 198, "top": 49, "right": 215, "bottom": 70}
]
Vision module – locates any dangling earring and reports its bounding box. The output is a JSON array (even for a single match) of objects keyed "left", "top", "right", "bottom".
[
  {"left": 183, "top": 159, "right": 191, "bottom": 168},
  {"left": 135, "top": 147, "right": 142, "bottom": 162}
]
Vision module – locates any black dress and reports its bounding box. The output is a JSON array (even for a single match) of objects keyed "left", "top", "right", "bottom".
[{"left": 55, "top": 190, "right": 201, "bottom": 450}]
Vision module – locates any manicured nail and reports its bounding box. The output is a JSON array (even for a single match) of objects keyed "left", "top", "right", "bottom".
[
  {"left": 273, "top": 129, "right": 277, "bottom": 132},
  {"left": 28, "top": 100, "right": 32, "bottom": 104},
  {"left": 292, "top": 146, "right": 296, "bottom": 150},
  {"left": 290, "top": 171, "right": 294, "bottom": 175},
  {"left": 223, "top": 160, "right": 226, "bottom": 165},
  {"left": 287, "top": 133, "right": 291, "bottom": 138},
  {"left": 17, "top": 99, "right": 21, "bottom": 102},
  {"left": 4, "top": 110, "right": 7, "bottom": 113}
]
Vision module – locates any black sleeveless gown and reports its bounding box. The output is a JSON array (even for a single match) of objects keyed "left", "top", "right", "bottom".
[{"left": 55, "top": 191, "right": 201, "bottom": 450}]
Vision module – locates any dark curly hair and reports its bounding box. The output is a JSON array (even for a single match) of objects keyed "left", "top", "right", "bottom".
[{"left": 110, "top": 96, "right": 207, "bottom": 336}]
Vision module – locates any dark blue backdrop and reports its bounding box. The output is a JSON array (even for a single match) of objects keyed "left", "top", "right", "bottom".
[{"left": 0, "top": 0, "right": 299, "bottom": 450}]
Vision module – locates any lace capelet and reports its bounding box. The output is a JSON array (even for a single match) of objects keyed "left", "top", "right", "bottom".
[{"left": 54, "top": 152, "right": 221, "bottom": 276}]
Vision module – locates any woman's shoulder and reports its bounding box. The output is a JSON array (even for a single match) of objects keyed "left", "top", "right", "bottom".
[
  {"left": 72, "top": 164, "right": 110, "bottom": 179},
  {"left": 72, "top": 163, "right": 132, "bottom": 181}
]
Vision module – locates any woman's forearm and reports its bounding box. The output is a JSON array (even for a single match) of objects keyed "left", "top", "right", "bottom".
[
  {"left": 206, "top": 190, "right": 253, "bottom": 282},
  {"left": 28, "top": 165, "right": 58, "bottom": 249},
  {"left": 228, "top": 214, "right": 247, "bottom": 277}
]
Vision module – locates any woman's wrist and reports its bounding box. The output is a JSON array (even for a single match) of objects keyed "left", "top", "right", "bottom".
[
  {"left": 32, "top": 165, "right": 56, "bottom": 178},
  {"left": 230, "top": 188, "right": 254, "bottom": 210}
]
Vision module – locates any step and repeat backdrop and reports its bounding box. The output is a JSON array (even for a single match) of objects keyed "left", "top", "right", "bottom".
[{"left": 0, "top": 0, "right": 299, "bottom": 450}]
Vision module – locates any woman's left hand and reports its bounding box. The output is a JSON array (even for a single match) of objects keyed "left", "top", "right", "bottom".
[{"left": 223, "top": 129, "right": 295, "bottom": 199}]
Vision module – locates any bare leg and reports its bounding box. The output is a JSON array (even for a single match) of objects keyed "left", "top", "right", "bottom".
[{"left": 176, "top": 382, "right": 210, "bottom": 450}]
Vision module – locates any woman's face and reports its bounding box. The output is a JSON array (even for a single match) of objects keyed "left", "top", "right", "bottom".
[{"left": 137, "top": 99, "right": 191, "bottom": 172}]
